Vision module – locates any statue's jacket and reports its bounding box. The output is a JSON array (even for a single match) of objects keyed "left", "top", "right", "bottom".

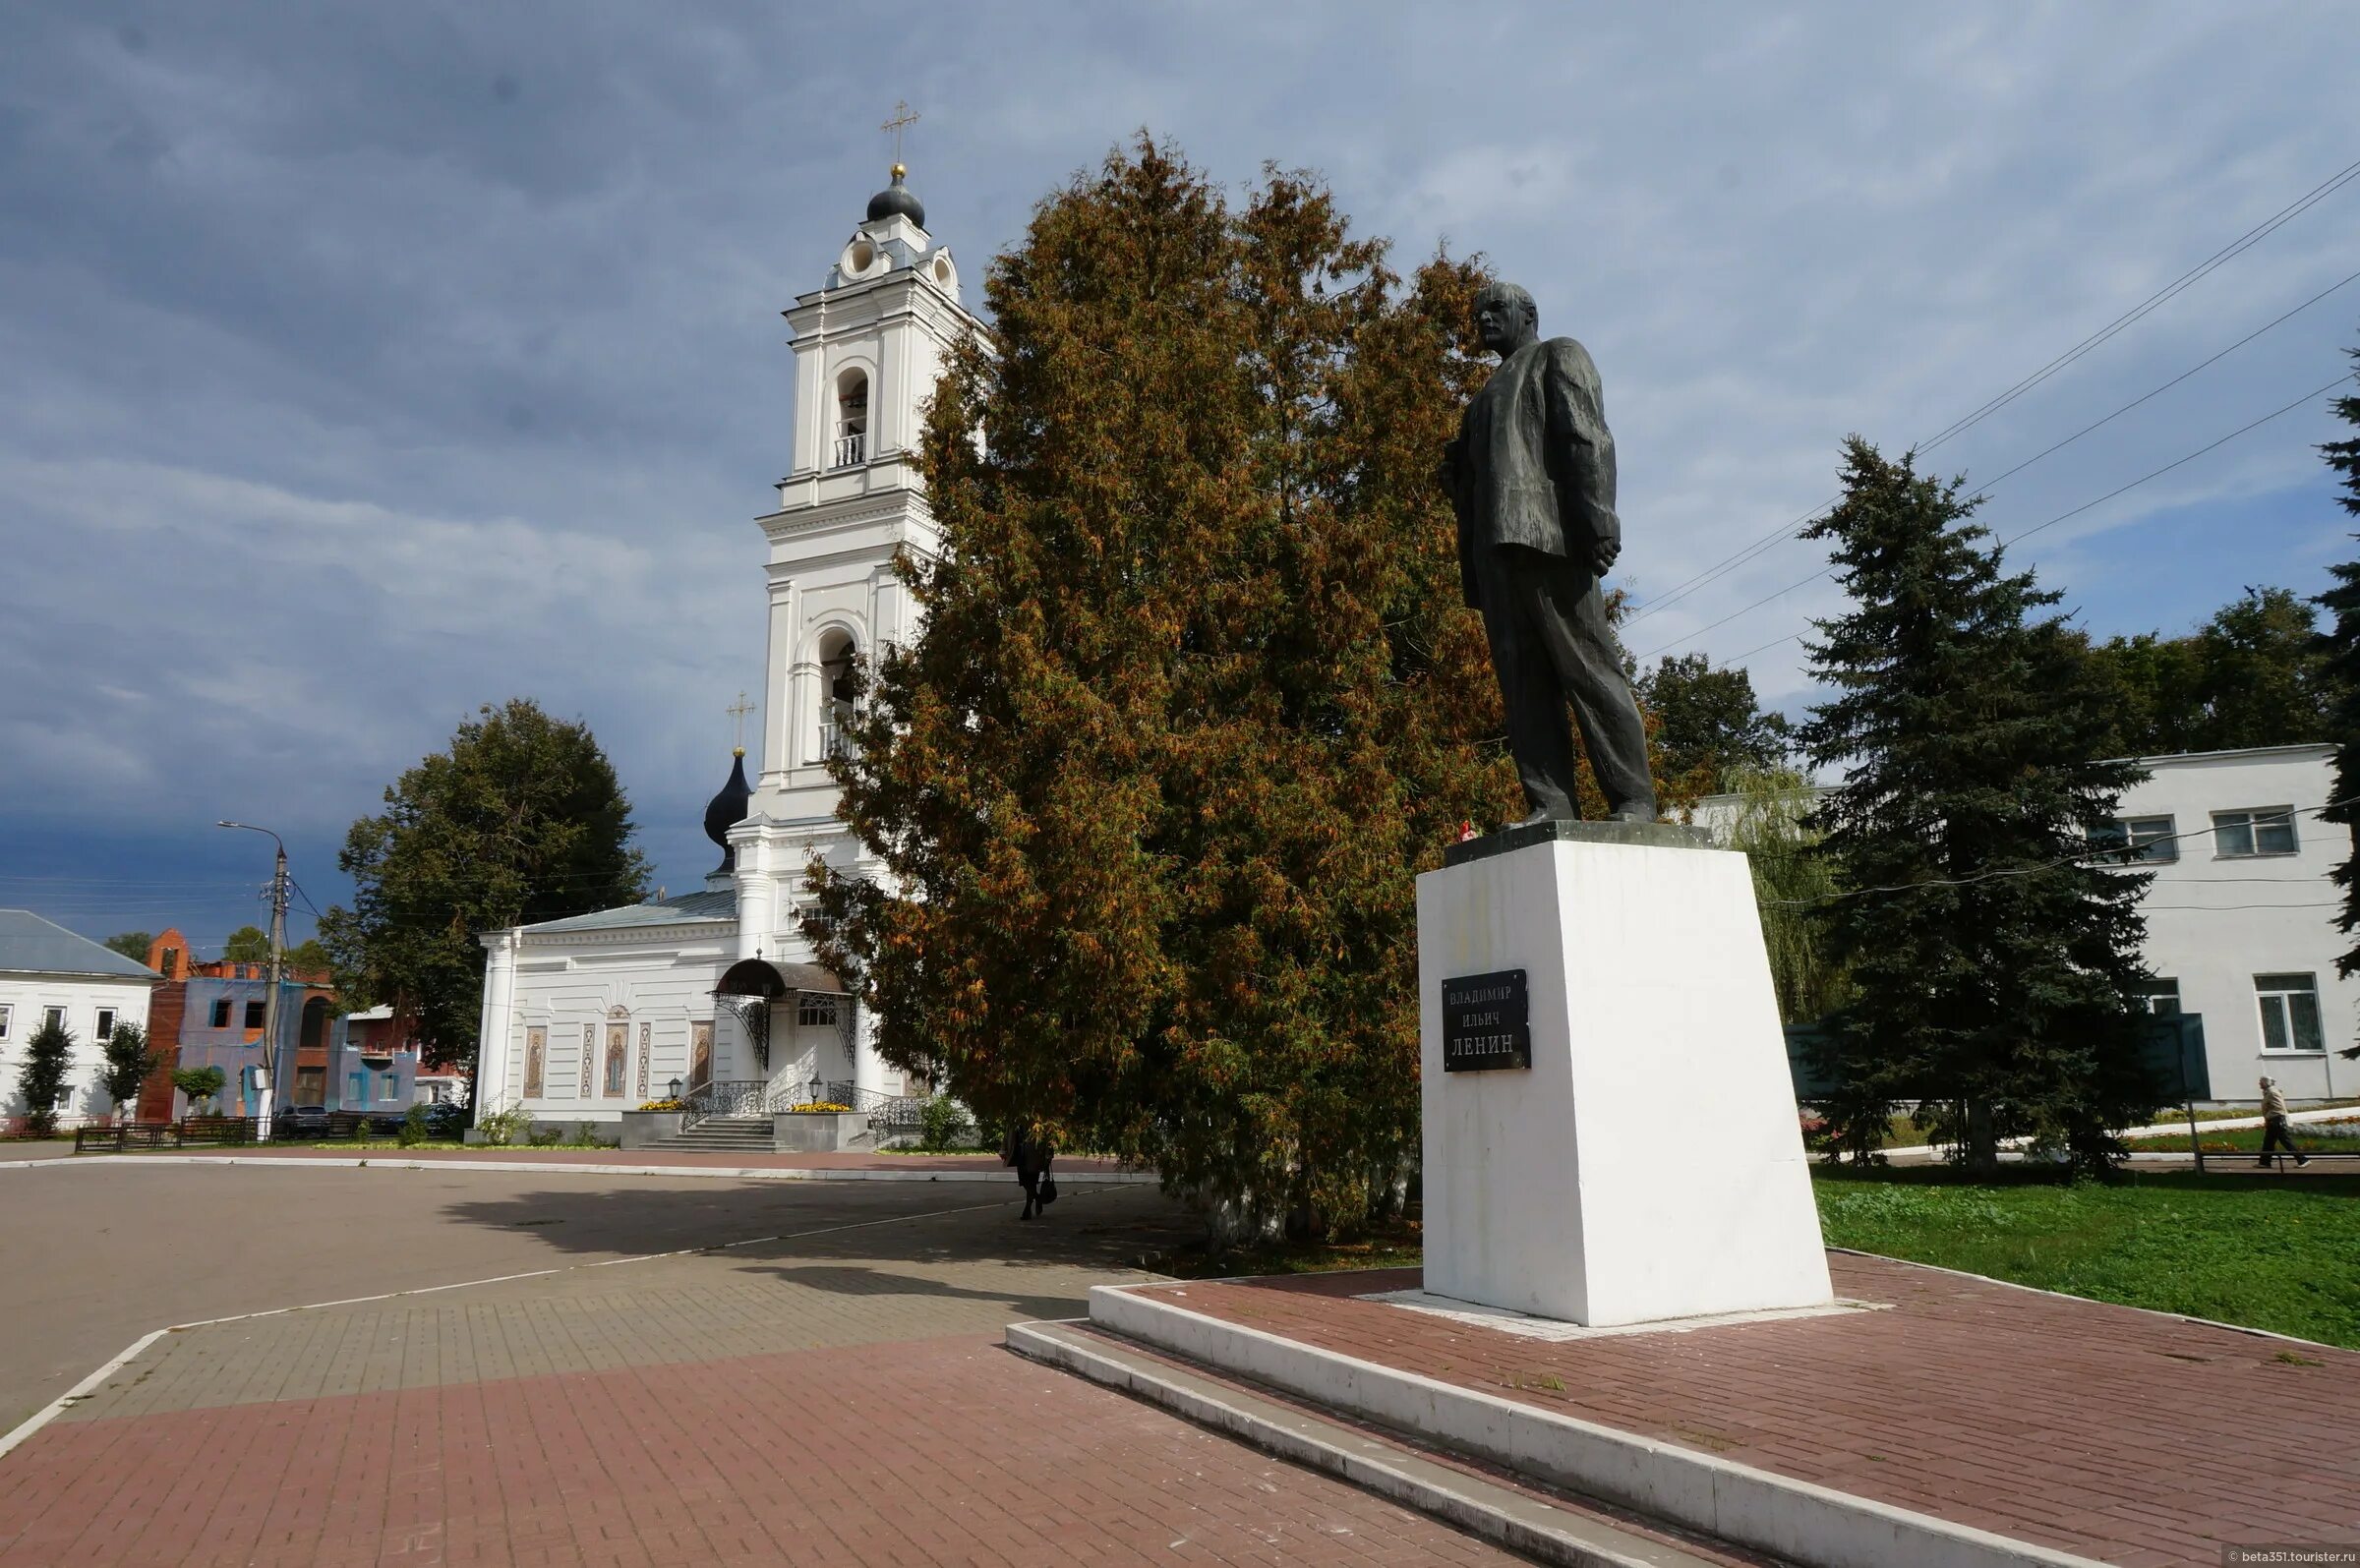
[{"left": 1445, "top": 335, "right": 1620, "bottom": 609}]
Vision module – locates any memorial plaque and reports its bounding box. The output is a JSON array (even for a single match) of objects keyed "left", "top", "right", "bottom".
[{"left": 1442, "top": 968, "right": 1529, "bottom": 1072}]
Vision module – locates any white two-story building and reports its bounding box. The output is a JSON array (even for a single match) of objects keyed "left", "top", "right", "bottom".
[
  {"left": 1693, "top": 742, "right": 2357, "bottom": 1107},
  {"left": 0, "top": 909, "right": 163, "bottom": 1130},
  {"left": 2100, "top": 743, "right": 2352, "bottom": 1105}
]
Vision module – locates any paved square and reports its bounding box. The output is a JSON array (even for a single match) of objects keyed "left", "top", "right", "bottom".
[{"left": 0, "top": 1162, "right": 1539, "bottom": 1566}]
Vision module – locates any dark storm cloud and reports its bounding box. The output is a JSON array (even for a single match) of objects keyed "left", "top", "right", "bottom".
[{"left": 1, "top": 1, "right": 2356, "bottom": 943}]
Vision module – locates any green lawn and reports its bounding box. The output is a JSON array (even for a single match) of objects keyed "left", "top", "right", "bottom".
[
  {"left": 1814, "top": 1167, "right": 2360, "bottom": 1348},
  {"left": 1153, "top": 1171, "right": 2360, "bottom": 1350}
]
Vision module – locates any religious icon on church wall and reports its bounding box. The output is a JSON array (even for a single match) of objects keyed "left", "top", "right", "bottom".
[
  {"left": 604, "top": 1023, "right": 628, "bottom": 1097},
  {"left": 523, "top": 1026, "right": 546, "bottom": 1098},
  {"left": 690, "top": 1020, "right": 713, "bottom": 1089}
]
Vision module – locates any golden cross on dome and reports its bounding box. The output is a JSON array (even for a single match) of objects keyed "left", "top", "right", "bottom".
[
  {"left": 881, "top": 99, "right": 920, "bottom": 174},
  {"left": 726, "top": 691, "right": 753, "bottom": 756}
]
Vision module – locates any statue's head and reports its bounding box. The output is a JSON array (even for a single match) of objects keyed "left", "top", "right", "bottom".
[{"left": 1473, "top": 282, "right": 1538, "bottom": 356}]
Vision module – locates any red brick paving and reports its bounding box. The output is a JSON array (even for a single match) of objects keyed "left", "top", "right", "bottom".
[
  {"left": 94, "top": 1147, "right": 1141, "bottom": 1175},
  {"left": 0, "top": 1336, "right": 1521, "bottom": 1568},
  {"left": 1128, "top": 1255, "right": 2360, "bottom": 1567}
]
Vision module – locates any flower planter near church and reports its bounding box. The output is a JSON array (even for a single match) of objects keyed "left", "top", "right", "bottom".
[{"left": 774, "top": 1109, "right": 869, "bottom": 1153}]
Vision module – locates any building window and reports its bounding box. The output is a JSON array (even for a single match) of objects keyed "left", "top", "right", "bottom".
[
  {"left": 2094, "top": 816, "right": 2176, "bottom": 864},
  {"left": 94, "top": 1008, "right": 116, "bottom": 1042},
  {"left": 833, "top": 367, "right": 869, "bottom": 468},
  {"left": 797, "top": 994, "right": 840, "bottom": 1028},
  {"left": 2213, "top": 807, "right": 2297, "bottom": 858},
  {"left": 243, "top": 999, "right": 266, "bottom": 1030},
  {"left": 2134, "top": 979, "right": 2182, "bottom": 1016},
  {"left": 0, "top": 1004, "right": 12, "bottom": 1041},
  {"left": 348, "top": 1071, "right": 367, "bottom": 1105},
  {"left": 2255, "top": 973, "right": 2325, "bottom": 1053},
  {"left": 209, "top": 998, "right": 232, "bottom": 1029},
  {"left": 159, "top": 947, "right": 180, "bottom": 979},
  {"left": 43, "top": 1006, "right": 65, "bottom": 1032}
]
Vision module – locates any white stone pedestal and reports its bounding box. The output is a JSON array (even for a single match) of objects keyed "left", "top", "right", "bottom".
[{"left": 1419, "top": 823, "right": 1833, "bottom": 1328}]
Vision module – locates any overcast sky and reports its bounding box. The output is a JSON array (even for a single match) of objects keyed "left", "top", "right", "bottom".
[{"left": 4, "top": 2, "right": 2356, "bottom": 954}]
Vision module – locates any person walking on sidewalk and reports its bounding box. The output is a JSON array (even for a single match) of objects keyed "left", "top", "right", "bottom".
[
  {"left": 2257, "top": 1075, "right": 2311, "bottom": 1167},
  {"left": 1003, "top": 1120, "right": 1058, "bottom": 1218}
]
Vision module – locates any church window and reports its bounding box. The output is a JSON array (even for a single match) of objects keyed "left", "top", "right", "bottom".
[
  {"left": 833, "top": 369, "right": 869, "bottom": 468},
  {"left": 797, "top": 995, "right": 839, "bottom": 1028},
  {"left": 818, "top": 632, "right": 859, "bottom": 759}
]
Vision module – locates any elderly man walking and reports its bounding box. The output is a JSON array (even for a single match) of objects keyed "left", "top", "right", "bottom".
[{"left": 2257, "top": 1075, "right": 2310, "bottom": 1167}]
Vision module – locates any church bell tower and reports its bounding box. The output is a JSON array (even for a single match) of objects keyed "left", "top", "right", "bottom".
[{"left": 730, "top": 158, "right": 974, "bottom": 969}]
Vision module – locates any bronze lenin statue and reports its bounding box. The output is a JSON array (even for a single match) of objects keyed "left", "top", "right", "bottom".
[{"left": 1439, "top": 282, "right": 1657, "bottom": 825}]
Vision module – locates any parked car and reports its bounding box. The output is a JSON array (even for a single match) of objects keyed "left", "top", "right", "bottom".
[{"left": 278, "top": 1105, "right": 331, "bottom": 1137}]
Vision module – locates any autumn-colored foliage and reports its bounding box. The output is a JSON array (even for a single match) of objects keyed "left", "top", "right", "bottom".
[{"left": 811, "top": 139, "right": 1687, "bottom": 1238}]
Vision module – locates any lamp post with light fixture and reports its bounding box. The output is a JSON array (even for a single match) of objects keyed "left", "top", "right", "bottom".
[{"left": 217, "top": 821, "right": 288, "bottom": 1140}]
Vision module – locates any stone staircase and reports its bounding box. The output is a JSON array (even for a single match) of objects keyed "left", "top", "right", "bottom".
[{"left": 650, "top": 1115, "right": 776, "bottom": 1154}]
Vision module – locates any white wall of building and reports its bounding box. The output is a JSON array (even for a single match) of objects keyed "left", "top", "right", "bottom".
[
  {"left": 0, "top": 973, "right": 155, "bottom": 1126},
  {"left": 475, "top": 918, "right": 739, "bottom": 1124},
  {"left": 1687, "top": 743, "right": 2357, "bottom": 1108},
  {"left": 2111, "top": 744, "right": 2352, "bottom": 1104}
]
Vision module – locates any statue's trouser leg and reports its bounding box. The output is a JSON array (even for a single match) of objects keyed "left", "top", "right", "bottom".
[
  {"left": 1477, "top": 547, "right": 1582, "bottom": 818},
  {"left": 1525, "top": 550, "right": 1658, "bottom": 818}
]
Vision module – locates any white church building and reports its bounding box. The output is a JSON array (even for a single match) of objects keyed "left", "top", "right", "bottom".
[{"left": 470, "top": 164, "right": 968, "bottom": 1132}]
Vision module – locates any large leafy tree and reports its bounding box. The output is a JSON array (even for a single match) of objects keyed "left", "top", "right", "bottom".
[
  {"left": 810, "top": 140, "right": 1543, "bottom": 1240},
  {"left": 102, "top": 931, "right": 153, "bottom": 964},
  {"left": 2314, "top": 346, "right": 2360, "bottom": 1052},
  {"left": 1635, "top": 653, "right": 1793, "bottom": 796},
  {"left": 14, "top": 1016, "right": 75, "bottom": 1134},
  {"left": 1800, "top": 438, "right": 2159, "bottom": 1171},
  {"left": 223, "top": 925, "right": 271, "bottom": 964},
  {"left": 2082, "top": 586, "right": 2335, "bottom": 756},
  {"left": 1716, "top": 765, "right": 1849, "bottom": 1025},
  {"left": 321, "top": 700, "right": 648, "bottom": 1077}
]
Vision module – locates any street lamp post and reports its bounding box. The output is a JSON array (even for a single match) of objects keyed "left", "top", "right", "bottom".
[{"left": 218, "top": 822, "right": 289, "bottom": 1141}]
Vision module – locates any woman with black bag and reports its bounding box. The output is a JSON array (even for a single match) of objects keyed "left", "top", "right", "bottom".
[{"left": 1002, "top": 1119, "right": 1057, "bottom": 1219}]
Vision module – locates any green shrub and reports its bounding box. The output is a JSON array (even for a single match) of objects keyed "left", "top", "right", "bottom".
[
  {"left": 528, "top": 1123, "right": 566, "bottom": 1146},
  {"left": 171, "top": 1065, "right": 226, "bottom": 1116},
  {"left": 475, "top": 1100, "right": 532, "bottom": 1146},
  {"left": 920, "top": 1093, "right": 971, "bottom": 1150},
  {"left": 397, "top": 1102, "right": 432, "bottom": 1147}
]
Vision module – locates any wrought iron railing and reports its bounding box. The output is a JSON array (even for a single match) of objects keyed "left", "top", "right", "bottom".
[
  {"left": 680, "top": 1080, "right": 773, "bottom": 1128},
  {"left": 822, "top": 1083, "right": 929, "bottom": 1133}
]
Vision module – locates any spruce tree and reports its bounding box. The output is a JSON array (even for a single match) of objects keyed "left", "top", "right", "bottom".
[
  {"left": 15, "top": 1016, "right": 75, "bottom": 1135},
  {"left": 2313, "top": 345, "right": 2360, "bottom": 1052},
  {"left": 808, "top": 141, "right": 1541, "bottom": 1239},
  {"left": 1800, "top": 438, "right": 2159, "bottom": 1170}
]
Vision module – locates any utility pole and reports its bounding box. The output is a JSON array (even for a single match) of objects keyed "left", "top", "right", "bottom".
[{"left": 219, "top": 822, "right": 289, "bottom": 1140}]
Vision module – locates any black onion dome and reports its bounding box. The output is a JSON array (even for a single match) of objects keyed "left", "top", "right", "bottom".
[
  {"left": 865, "top": 165, "right": 925, "bottom": 228},
  {"left": 703, "top": 751, "right": 752, "bottom": 875}
]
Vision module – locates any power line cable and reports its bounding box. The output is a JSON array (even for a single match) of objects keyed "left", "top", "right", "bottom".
[
  {"left": 1622, "top": 158, "right": 2360, "bottom": 634},
  {"left": 1634, "top": 368, "right": 2358, "bottom": 664}
]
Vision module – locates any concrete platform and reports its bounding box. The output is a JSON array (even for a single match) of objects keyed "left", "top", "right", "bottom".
[{"left": 1053, "top": 1253, "right": 2359, "bottom": 1568}]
